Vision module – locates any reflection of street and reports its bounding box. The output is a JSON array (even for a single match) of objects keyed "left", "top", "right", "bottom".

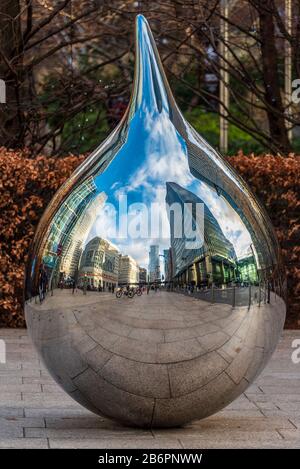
[{"left": 36, "top": 283, "right": 278, "bottom": 310}]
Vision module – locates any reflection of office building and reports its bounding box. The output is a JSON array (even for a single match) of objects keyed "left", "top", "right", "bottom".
[
  {"left": 42, "top": 177, "right": 97, "bottom": 277},
  {"left": 149, "top": 245, "right": 160, "bottom": 282},
  {"left": 166, "top": 182, "right": 238, "bottom": 286},
  {"left": 237, "top": 255, "right": 258, "bottom": 283},
  {"left": 78, "top": 237, "right": 119, "bottom": 289},
  {"left": 59, "top": 238, "right": 82, "bottom": 280},
  {"left": 188, "top": 144, "right": 275, "bottom": 270},
  {"left": 164, "top": 248, "right": 173, "bottom": 282},
  {"left": 139, "top": 267, "right": 147, "bottom": 283},
  {"left": 59, "top": 192, "right": 107, "bottom": 278},
  {"left": 118, "top": 255, "right": 139, "bottom": 285},
  {"left": 163, "top": 249, "right": 170, "bottom": 280}
]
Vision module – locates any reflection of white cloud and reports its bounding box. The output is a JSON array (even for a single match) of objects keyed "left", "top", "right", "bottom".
[
  {"left": 114, "top": 237, "right": 169, "bottom": 269},
  {"left": 85, "top": 199, "right": 170, "bottom": 268},
  {"left": 125, "top": 111, "right": 193, "bottom": 196}
]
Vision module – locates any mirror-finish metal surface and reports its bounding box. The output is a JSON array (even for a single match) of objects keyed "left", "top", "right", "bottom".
[{"left": 25, "top": 15, "right": 286, "bottom": 428}]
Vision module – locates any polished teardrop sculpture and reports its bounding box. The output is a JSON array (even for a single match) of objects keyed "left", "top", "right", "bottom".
[{"left": 25, "top": 15, "right": 286, "bottom": 428}]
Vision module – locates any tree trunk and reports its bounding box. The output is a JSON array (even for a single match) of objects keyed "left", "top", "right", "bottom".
[
  {"left": 0, "top": 0, "right": 25, "bottom": 148},
  {"left": 257, "top": 0, "right": 292, "bottom": 153}
]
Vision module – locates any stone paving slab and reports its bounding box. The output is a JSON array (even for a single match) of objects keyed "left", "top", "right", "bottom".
[
  {"left": 0, "top": 439, "right": 49, "bottom": 449},
  {"left": 48, "top": 438, "right": 184, "bottom": 449},
  {"left": 0, "top": 328, "right": 299, "bottom": 449}
]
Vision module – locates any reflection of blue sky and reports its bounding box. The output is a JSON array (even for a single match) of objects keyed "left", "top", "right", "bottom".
[{"left": 88, "top": 108, "right": 188, "bottom": 267}]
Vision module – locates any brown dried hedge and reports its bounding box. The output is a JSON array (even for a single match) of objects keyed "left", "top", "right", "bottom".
[{"left": 0, "top": 147, "right": 299, "bottom": 328}]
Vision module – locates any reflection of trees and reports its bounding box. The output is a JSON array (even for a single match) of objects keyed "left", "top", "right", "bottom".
[{"left": 1, "top": 1, "right": 297, "bottom": 154}]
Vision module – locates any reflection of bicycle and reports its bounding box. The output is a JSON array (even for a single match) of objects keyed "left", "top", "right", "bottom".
[
  {"left": 116, "top": 287, "right": 131, "bottom": 298},
  {"left": 128, "top": 287, "right": 143, "bottom": 298},
  {"left": 116, "top": 287, "right": 142, "bottom": 298},
  {"left": 116, "top": 288, "right": 124, "bottom": 298}
]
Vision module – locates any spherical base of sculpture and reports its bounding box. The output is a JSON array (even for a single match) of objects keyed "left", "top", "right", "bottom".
[{"left": 25, "top": 289, "right": 285, "bottom": 428}]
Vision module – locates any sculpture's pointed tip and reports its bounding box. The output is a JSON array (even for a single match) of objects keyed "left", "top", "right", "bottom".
[
  {"left": 130, "top": 14, "right": 175, "bottom": 116},
  {"left": 135, "top": 14, "right": 151, "bottom": 48},
  {"left": 136, "top": 14, "right": 148, "bottom": 26}
]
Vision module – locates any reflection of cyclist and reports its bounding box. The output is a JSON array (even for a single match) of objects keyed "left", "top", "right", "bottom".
[{"left": 38, "top": 264, "right": 48, "bottom": 303}]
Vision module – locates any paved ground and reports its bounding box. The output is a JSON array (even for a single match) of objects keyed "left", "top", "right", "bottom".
[{"left": 0, "top": 328, "right": 299, "bottom": 449}]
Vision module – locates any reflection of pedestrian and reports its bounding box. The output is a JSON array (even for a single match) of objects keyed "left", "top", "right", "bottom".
[
  {"left": 83, "top": 275, "right": 88, "bottom": 295},
  {"left": 38, "top": 264, "right": 48, "bottom": 303},
  {"left": 112, "top": 285, "right": 115, "bottom": 294}
]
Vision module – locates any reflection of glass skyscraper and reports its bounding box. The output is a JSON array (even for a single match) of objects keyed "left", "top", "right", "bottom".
[
  {"left": 163, "top": 249, "right": 170, "bottom": 281},
  {"left": 42, "top": 176, "right": 97, "bottom": 271},
  {"left": 149, "top": 245, "right": 160, "bottom": 282},
  {"left": 59, "top": 192, "right": 107, "bottom": 278},
  {"left": 237, "top": 247, "right": 258, "bottom": 283},
  {"left": 187, "top": 144, "right": 274, "bottom": 271},
  {"left": 166, "top": 182, "right": 238, "bottom": 286}
]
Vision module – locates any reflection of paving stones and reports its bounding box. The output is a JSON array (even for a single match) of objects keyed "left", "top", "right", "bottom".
[
  {"left": 24, "top": 289, "right": 285, "bottom": 428},
  {"left": 0, "top": 329, "right": 298, "bottom": 448}
]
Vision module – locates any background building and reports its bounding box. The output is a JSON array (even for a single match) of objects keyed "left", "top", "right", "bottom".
[
  {"left": 118, "top": 255, "right": 139, "bottom": 285},
  {"left": 163, "top": 248, "right": 174, "bottom": 282},
  {"left": 78, "top": 236, "right": 119, "bottom": 289},
  {"left": 148, "top": 245, "right": 161, "bottom": 282},
  {"left": 139, "top": 267, "right": 147, "bottom": 284}
]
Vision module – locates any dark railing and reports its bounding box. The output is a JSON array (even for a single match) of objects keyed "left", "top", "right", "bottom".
[{"left": 166, "top": 283, "right": 281, "bottom": 308}]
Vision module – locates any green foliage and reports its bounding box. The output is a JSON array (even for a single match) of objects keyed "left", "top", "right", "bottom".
[
  {"left": 39, "top": 75, "right": 109, "bottom": 154},
  {"left": 184, "top": 107, "right": 265, "bottom": 155},
  {"left": 60, "top": 106, "right": 109, "bottom": 153}
]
